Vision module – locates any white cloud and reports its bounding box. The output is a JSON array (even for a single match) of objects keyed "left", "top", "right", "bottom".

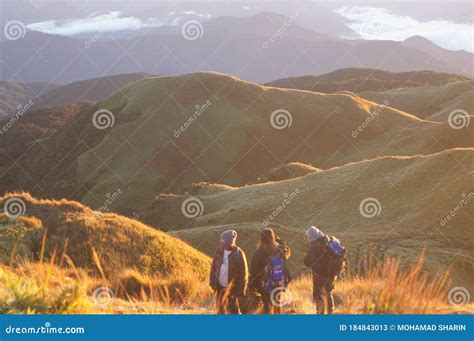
[
  {"left": 335, "top": 6, "right": 474, "bottom": 52},
  {"left": 26, "top": 11, "right": 209, "bottom": 36}
]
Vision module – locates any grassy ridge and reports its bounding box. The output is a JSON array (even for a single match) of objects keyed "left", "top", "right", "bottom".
[
  {"left": 147, "top": 149, "right": 474, "bottom": 292},
  {"left": 0, "top": 193, "right": 210, "bottom": 280}
]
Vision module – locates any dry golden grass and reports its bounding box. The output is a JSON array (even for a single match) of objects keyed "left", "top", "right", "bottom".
[{"left": 1, "top": 250, "right": 471, "bottom": 314}]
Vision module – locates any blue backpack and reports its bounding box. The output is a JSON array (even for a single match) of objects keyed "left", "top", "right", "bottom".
[
  {"left": 326, "top": 237, "right": 347, "bottom": 277},
  {"left": 263, "top": 255, "right": 285, "bottom": 293}
]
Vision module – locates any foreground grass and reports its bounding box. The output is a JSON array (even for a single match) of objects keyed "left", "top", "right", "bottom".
[{"left": 1, "top": 254, "right": 471, "bottom": 315}]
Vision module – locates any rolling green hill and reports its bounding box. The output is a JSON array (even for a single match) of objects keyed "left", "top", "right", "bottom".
[
  {"left": 1, "top": 72, "right": 472, "bottom": 215},
  {"left": 266, "top": 68, "right": 469, "bottom": 93},
  {"left": 0, "top": 192, "right": 210, "bottom": 279},
  {"left": 360, "top": 80, "right": 474, "bottom": 121},
  {"left": 145, "top": 149, "right": 474, "bottom": 292}
]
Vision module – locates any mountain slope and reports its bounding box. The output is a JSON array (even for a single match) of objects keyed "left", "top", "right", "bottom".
[
  {"left": 0, "top": 73, "right": 153, "bottom": 120},
  {"left": 146, "top": 148, "right": 474, "bottom": 291},
  {"left": 0, "top": 192, "right": 210, "bottom": 279},
  {"left": 35, "top": 73, "right": 153, "bottom": 109},
  {"left": 360, "top": 80, "right": 474, "bottom": 121},
  {"left": 266, "top": 68, "right": 470, "bottom": 93},
  {"left": 1, "top": 72, "right": 473, "bottom": 214},
  {"left": 0, "top": 81, "right": 58, "bottom": 119}
]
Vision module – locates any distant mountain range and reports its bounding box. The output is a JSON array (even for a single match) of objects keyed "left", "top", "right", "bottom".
[
  {"left": 1, "top": 13, "right": 472, "bottom": 85},
  {"left": 0, "top": 73, "right": 152, "bottom": 119}
]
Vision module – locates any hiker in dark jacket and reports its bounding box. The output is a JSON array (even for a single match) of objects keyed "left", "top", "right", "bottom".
[
  {"left": 304, "top": 225, "right": 341, "bottom": 314},
  {"left": 249, "top": 228, "right": 291, "bottom": 314},
  {"left": 209, "top": 230, "right": 248, "bottom": 314}
]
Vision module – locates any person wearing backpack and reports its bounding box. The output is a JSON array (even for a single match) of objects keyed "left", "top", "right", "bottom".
[
  {"left": 209, "top": 230, "right": 249, "bottom": 314},
  {"left": 249, "top": 228, "right": 291, "bottom": 314},
  {"left": 304, "top": 225, "right": 346, "bottom": 314}
]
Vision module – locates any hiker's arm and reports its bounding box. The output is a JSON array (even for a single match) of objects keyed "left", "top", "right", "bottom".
[
  {"left": 239, "top": 250, "right": 249, "bottom": 296},
  {"left": 276, "top": 237, "right": 291, "bottom": 260},
  {"left": 209, "top": 249, "right": 218, "bottom": 289},
  {"left": 304, "top": 246, "right": 316, "bottom": 267}
]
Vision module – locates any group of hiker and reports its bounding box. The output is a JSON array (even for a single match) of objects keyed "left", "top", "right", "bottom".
[{"left": 209, "top": 226, "right": 347, "bottom": 314}]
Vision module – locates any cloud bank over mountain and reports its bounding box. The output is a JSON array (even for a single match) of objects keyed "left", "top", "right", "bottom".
[{"left": 335, "top": 6, "right": 474, "bottom": 52}]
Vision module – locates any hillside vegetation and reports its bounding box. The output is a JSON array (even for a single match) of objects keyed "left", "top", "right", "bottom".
[
  {"left": 145, "top": 149, "right": 474, "bottom": 293},
  {"left": 266, "top": 68, "right": 469, "bottom": 93},
  {"left": 0, "top": 193, "right": 470, "bottom": 314},
  {"left": 360, "top": 80, "right": 474, "bottom": 121},
  {"left": 1, "top": 72, "right": 472, "bottom": 214},
  {"left": 0, "top": 193, "right": 210, "bottom": 280}
]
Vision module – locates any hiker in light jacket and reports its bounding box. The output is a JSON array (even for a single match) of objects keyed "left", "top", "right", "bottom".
[
  {"left": 304, "top": 225, "right": 341, "bottom": 314},
  {"left": 209, "top": 230, "right": 248, "bottom": 314},
  {"left": 249, "top": 228, "right": 291, "bottom": 314}
]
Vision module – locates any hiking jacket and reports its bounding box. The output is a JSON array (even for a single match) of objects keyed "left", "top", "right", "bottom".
[
  {"left": 304, "top": 235, "right": 333, "bottom": 278},
  {"left": 249, "top": 241, "right": 291, "bottom": 294},
  {"left": 209, "top": 245, "right": 248, "bottom": 296}
]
